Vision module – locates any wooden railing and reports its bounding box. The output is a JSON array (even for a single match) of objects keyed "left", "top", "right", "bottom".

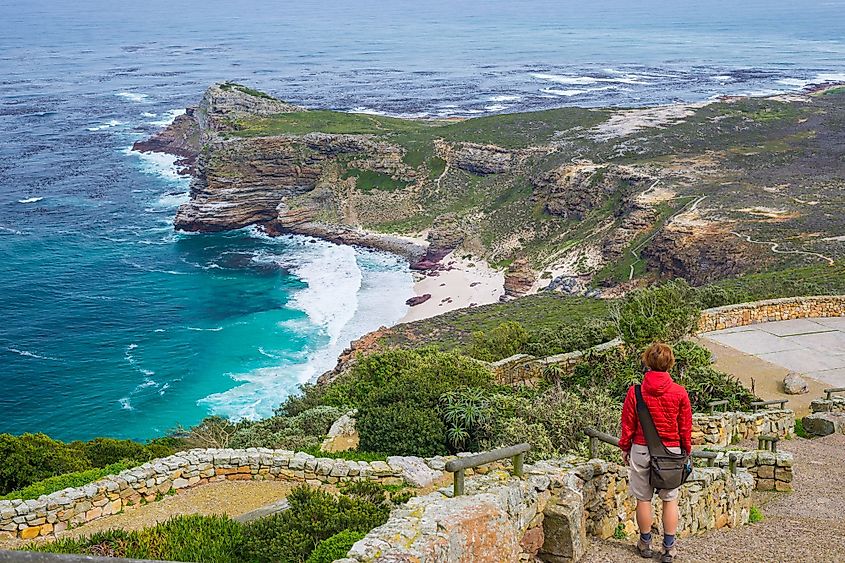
[
  {"left": 444, "top": 443, "right": 530, "bottom": 496},
  {"left": 583, "top": 428, "right": 740, "bottom": 474},
  {"left": 750, "top": 399, "right": 788, "bottom": 412},
  {"left": 824, "top": 387, "right": 845, "bottom": 400}
]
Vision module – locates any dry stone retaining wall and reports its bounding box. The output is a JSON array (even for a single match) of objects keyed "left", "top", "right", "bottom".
[
  {"left": 692, "top": 409, "right": 794, "bottom": 447},
  {"left": 698, "top": 295, "right": 845, "bottom": 333},
  {"left": 0, "top": 448, "right": 449, "bottom": 541},
  {"left": 341, "top": 458, "right": 753, "bottom": 562},
  {"left": 705, "top": 448, "right": 794, "bottom": 492},
  {"left": 810, "top": 396, "right": 845, "bottom": 414},
  {"left": 491, "top": 338, "right": 624, "bottom": 387}
]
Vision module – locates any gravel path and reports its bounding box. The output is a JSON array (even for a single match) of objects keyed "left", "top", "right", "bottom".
[
  {"left": 582, "top": 434, "right": 845, "bottom": 562},
  {"left": 62, "top": 480, "right": 295, "bottom": 538}
]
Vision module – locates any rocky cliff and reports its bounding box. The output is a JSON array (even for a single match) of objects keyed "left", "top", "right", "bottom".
[{"left": 137, "top": 82, "right": 845, "bottom": 294}]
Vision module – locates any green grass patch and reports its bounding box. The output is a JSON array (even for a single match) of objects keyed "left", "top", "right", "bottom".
[
  {"left": 749, "top": 506, "right": 764, "bottom": 523},
  {"left": 793, "top": 418, "right": 811, "bottom": 439},
  {"left": 0, "top": 461, "right": 136, "bottom": 501},
  {"left": 342, "top": 168, "right": 410, "bottom": 192},
  {"left": 220, "top": 82, "right": 275, "bottom": 100},
  {"left": 229, "top": 110, "right": 434, "bottom": 137}
]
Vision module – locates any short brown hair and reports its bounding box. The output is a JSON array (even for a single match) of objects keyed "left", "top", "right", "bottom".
[{"left": 642, "top": 342, "right": 675, "bottom": 372}]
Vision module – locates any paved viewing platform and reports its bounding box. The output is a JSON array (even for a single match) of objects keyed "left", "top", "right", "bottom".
[{"left": 702, "top": 317, "right": 845, "bottom": 387}]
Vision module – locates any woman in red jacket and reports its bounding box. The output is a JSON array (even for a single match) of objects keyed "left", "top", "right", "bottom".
[{"left": 619, "top": 343, "right": 692, "bottom": 563}]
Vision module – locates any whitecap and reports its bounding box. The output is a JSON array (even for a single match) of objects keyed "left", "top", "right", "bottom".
[
  {"left": 118, "top": 397, "right": 134, "bottom": 410},
  {"left": 7, "top": 347, "right": 59, "bottom": 361},
  {"left": 87, "top": 119, "right": 123, "bottom": 132},
  {"left": 116, "top": 92, "right": 149, "bottom": 103},
  {"left": 18, "top": 197, "right": 43, "bottom": 204},
  {"left": 531, "top": 72, "right": 647, "bottom": 85},
  {"left": 187, "top": 326, "right": 224, "bottom": 332},
  {"left": 488, "top": 95, "right": 521, "bottom": 102},
  {"left": 0, "top": 225, "right": 24, "bottom": 235},
  {"left": 484, "top": 104, "right": 508, "bottom": 112},
  {"left": 148, "top": 108, "right": 186, "bottom": 127}
]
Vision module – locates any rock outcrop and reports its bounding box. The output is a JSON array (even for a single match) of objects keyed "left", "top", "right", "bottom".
[
  {"left": 502, "top": 257, "right": 535, "bottom": 300},
  {"left": 434, "top": 139, "right": 548, "bottom": 175},
  {"left": 196, "top": 82, "right": 301, "bottom": 137},
  {"left": 642, "top": 223, "right": 770, "bottom": 286},
  {"left": 131, "top": 109, "right": 201, "bottom": 174},
  {"left": 532, "top": 162, "right": 653, "bottom": 220}
]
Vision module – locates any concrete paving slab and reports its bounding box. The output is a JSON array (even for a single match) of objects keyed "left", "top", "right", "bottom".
[
  {"left": 786, "top": 331, "right": 845, "bottom": 355},
  {"left": 705, "top": 329, "right": 803, "bottom": 355},
  {"left": 704, "top": 326, "right": 759, "bottom": 337},
  {"left": 805, "top": 367, "right": 845, "bottom": 388},
  {"left": 756, "top": 318, "right": 833, "bottom": 337},
  {"left": 757, "top": 349, "right": 845, "bottom": 374},
  {"left": 812, "top": 317, "right": 845, "bottom": 331}
]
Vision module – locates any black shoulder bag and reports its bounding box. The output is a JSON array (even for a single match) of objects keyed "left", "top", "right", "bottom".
[{"left": 635, "top": 385, "right": 692, "bottom": 490}]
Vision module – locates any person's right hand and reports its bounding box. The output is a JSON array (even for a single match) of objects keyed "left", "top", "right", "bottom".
[{"left": 621, "top": 450, "right": 629, "bottom": 465}]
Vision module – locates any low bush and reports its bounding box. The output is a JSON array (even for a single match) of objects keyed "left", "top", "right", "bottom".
[
  {"left": 239, "top": 485, "right": 389, "bottom": 563},
  {"left": 306, "top": 530, "right": 366, "bottom": 563},
  {"left": 357, "top": 403, "right": 448, "bottom": 457},
  {"left": 27, "top": 515, "right": 243, "bottom": 562},
  {"left": 467, "top": 321, "right": 530, "bottom": 361},
  {"left": 0, "top": 461, "right": 135, "bottom": 501}
]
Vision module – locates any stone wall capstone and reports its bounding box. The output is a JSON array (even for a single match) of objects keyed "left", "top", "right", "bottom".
[
  {"left": 341, "top": 458, "right": 754, "bottom": 562},
  {"left": 692, "top": 409, "right": 794, "bottom": 447},
  {"left": 698, "top": 295, "right": 845, "bottom": 333},
  {"left": 704, "top": 447, "right": 794, "bottom": 492}
]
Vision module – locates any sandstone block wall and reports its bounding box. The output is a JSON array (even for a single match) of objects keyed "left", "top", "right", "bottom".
[
  {"left": 491, "top": 338, "right": 624, "bottom": 387},
  {"left": 810, "top": 396, "right": 845, "bottom": 414},
  {"left": 705, "top": 448, "right": 794, "bottom": 492},
  {"left": 698, "top": 295, "right": 845, "bottom": 333},
  {"left": 342, "top": 458, "right": 753, "bottom": 562},
  {"left": 0, "top": 448, "right": 451, "bottom": 541},
  {"left": 692, "top": 409, "right": 794, "bottom": 447}
]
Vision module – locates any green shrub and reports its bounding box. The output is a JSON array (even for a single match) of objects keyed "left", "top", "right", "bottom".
[
  {"left": 0, "top": 433, "right": 89, "bottom": 495},
  {"left": 306, "top": 530, "right": 365, "bottom": 563},
  {"left": 357, "top": 403, "right": 447, "bottom": 457},
  {"left": 77, "top": 438, "right": 157, "bottom": 468},
  {"left": 523, "top": 318, "right": 616, "bottom": 358},
  {"left": 228, "top": 406, "right": 343, "bottom": 450},
  {"left": 610, "top": 280, "right": 700, "bottom": 348},
  {"left": 0, "top": 461, "right": 135, "bottom": 501},
  {"left": 749, "top": 505, "right": 764, "bottom": 523},
  {"left": 239, "top": 485, "right": 389, "bottom": 563},
  {"left": 794, "top": 418, "right": 810, "bottom": 439},
  {"left": 26, "top": 515, "right": 243, "bottom": 562},
  {"left": 467, "top": 321, "right": 530, "bottom": 361},
  {"left": 440, "top": 388, "right": 494, "bottom": 451}
]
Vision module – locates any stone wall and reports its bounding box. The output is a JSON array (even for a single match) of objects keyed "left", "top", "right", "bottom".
[
  {"left": 810, "top": 396, "right": 845, "bottom": 414},
  {"left": 692, "top": 409, "right": 794, "bottom": 447},
  {"left": 491, "top": 338, "right": 624, "bottom": 387},
  {"left": 0, "top": 448, "right": 450, "bottom": 541},
  {"left": 341, "top": 458, "right": 753, "bottom": 562},
  {"left": 705, "top": 448, "right": 794, "bottom": 492},
  {"left": 698, "top": 295, "right": 845, "bottom": 333}
]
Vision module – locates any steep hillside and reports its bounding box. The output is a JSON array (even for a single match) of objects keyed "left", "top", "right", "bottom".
[{"left": 137, "top": 83, "right": 845, "bottom": 296}]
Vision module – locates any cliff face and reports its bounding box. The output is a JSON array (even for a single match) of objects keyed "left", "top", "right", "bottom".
[{"left": 136, "top": 82, "right": 845, "bottom": 294}]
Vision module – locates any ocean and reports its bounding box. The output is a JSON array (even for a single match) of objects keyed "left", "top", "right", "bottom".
[{"left": 1, "top": 0, "right": 844, "bottom": 441}]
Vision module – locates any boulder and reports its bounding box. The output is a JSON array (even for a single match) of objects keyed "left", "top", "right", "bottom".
[
  {"left": 802, "top": 412, "right": 845, "bottom": 436},
  {"left": 406, "top": 294, "right": 432, "bottom": 307},
  {"left": 386, "top": 456, "right": 443, "bottom": 488},
  {"left": 540, "top": 491, "right": 586, "bottom": 563},
  {"left": 783, "top": 372, "right": 809, "bottom": 395}
]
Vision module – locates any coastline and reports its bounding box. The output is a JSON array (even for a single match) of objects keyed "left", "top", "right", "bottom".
[{"left": 400, "top": 252, "right": 505, "bottom": 324}]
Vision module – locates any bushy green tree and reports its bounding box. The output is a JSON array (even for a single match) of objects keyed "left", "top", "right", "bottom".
[
  {"left": 357, "top": 403, "right": 447, "bottom": 457},
  {"left": 610, "top": 280, "right": 700, "bottom": 348},
  {"left": 0, "top": 433, "right": 88, "bottom": 494},
  {"left": 467, "top": 321, "right": 530, "bottom": 361}
]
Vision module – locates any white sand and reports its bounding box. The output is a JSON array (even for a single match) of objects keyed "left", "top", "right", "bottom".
[{"left": 400, "top": 253, "right": 504, "bottom": 323}]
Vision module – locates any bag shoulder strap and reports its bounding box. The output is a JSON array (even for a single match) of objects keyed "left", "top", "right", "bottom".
[{"left": 635, "top": 385, "right": 672, "bottom": 457}]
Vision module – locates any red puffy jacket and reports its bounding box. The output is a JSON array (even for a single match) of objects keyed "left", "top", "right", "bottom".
[{"left": 619, "top": 370, "right": 692, "bottom": 454}]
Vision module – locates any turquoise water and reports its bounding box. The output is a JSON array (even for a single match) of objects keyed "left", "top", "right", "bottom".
[{"left": 1, "top": 0, "right": 844, "bottom": 441}]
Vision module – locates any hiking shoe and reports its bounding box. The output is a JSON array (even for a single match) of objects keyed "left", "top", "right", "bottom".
[
  {"left": 636, "top": 538, "right": 653, "bottom": 558},
  {"left": 661, "top": 543, "right": 677, "bottom": 562}
]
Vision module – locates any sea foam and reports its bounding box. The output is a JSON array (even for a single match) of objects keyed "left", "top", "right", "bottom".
[{"left": 198, "top": 238, "right": 413, "bottom": 421}]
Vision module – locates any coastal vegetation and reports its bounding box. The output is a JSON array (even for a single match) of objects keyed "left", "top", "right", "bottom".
[{"left": 26, "top": 483, "right": 401, "bottom": 562}]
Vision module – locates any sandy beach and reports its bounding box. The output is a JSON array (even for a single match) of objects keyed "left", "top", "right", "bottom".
[{"left": 400, "top": 252, "right": 505, "bottom": 323}]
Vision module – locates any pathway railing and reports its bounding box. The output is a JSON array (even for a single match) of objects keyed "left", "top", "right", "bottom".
[
  {"left": 444, "top": 443, "right": 530, "bottom": 496},
  {"left": 707, "top": 400, "right": 729, "bottom": 415},
  {"left": 583, "top": 428, "right": 739, "bottom": 474},
  {"left": 750, "top": 399, "right": 788, "bottom": 412},
  {"left": 824, "top": 387, "right": 845, "bottom": 400}
]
